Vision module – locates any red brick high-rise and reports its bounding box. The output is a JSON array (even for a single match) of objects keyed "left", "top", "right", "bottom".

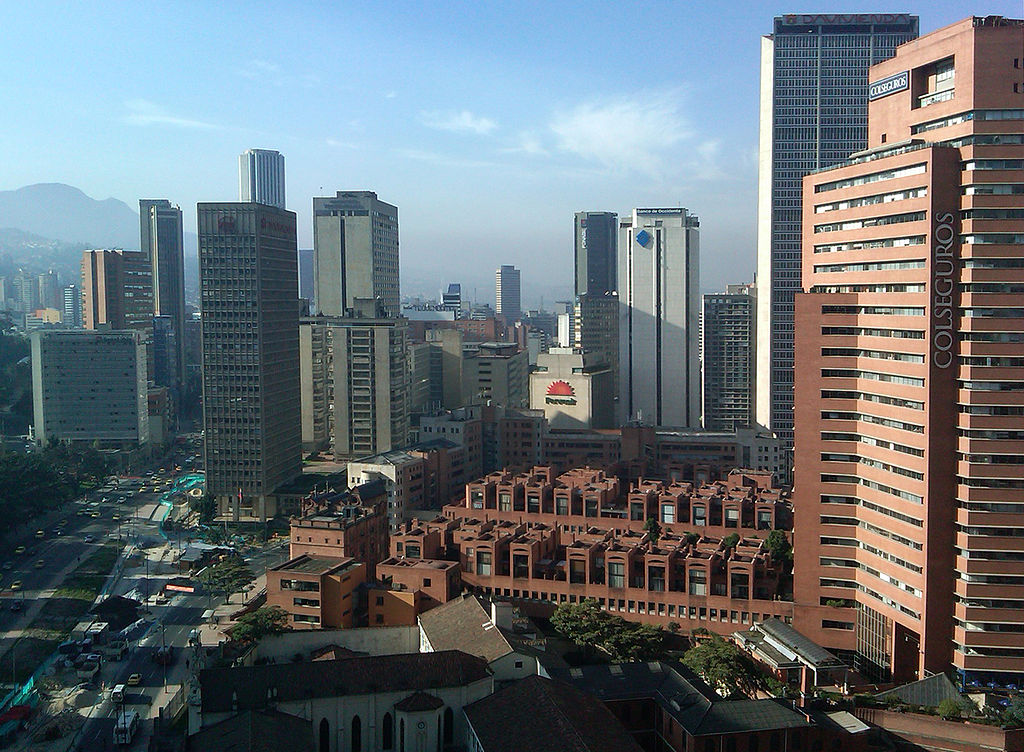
[{"left": 793, "top": 16, "right": 1024, "bottom": 686}]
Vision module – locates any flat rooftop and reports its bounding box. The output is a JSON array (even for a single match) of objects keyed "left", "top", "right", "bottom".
[{"left": 272, "top": 555, "right": 357, "bottom": 575}]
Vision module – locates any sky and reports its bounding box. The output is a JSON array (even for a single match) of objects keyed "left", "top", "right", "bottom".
[{"left": 1, "top": 1, "right": 1020, "bottom": 308}]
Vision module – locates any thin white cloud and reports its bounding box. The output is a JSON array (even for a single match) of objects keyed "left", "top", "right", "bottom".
[
  {"left": 420, "top": 110, "right": 498, "bottom": 135},
  {"left": 549, "top": 89, "right": 693, "bottom": 175},
  {"left": 384, "top": 90, "right": 398, "bottom": 100},
  {"left": 502, "top": 131, "right": 548, "bottom": 156},
  {"left": 238, "top": 59, "right": 319, "bottom": 89},
  {"left": 124, "top": 99, "right": 217, "bottom": 130},
  {"left": 326, "top": 138, "right": 358, "bottom": 149}
]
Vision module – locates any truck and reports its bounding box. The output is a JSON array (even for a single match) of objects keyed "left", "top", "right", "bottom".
[
  {"left": 113, "top": 709, "right": 139, "bottom": 746},
  {"left": 76, "top": 660, "right": 99, "bottom": 681}
]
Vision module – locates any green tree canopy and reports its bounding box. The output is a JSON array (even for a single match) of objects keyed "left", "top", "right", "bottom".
[
  {"left": 551, "top": 599, "right": 665, "bottom": 662},
  {"left": 682, "top": 635, "right": 770, "bottom": 697},
  {"left": 764, "top": 530, "right": 793, "bottom": 566},
  {"left": 231, "top": 606, "right": 290, "bottom": 644},
  {"left": 197, "top": 555, "right": 253, "bottom": 598}
]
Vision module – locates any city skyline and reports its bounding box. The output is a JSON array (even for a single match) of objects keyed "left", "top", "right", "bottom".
[{"left": 1, "top": 2, "right": 1015, "bottom": 306}]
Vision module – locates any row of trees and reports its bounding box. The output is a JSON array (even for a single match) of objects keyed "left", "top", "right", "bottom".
[
  {"left": 550, "top": 599, "right": 667, "bottom": 662},
  {"left": 0, "top": 444, "right": 111, "bottom": 522}
]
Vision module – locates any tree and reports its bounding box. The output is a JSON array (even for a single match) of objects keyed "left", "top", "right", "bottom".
[
  {"left": 190, "top": 494, "right": 216, "bottom": 524},
  {"left": 644, "top": 517, "right": 662, "bottom": 546},
  {"left": 682, "top": 635, "right": 768, "bottom": 697},
  {"left": 197, "top": 556, "right": 253, "bottom": 601},
  {"left": 231, "top": 606, "right": 290, "bottom": 644},
  {"left": 722, "top": 533, "right": 740, "bottom": 549},
  {"left": 550, "top": 599, "right": 665, "bottom": 662},
  {"left": 764, "top": 530, "right": 793, "bottom": 567},
  {"left": 602, "top": 622, "right": 664, "bottom": 662},
  {"left": 550, "top": 599, "right": 615, "bottom": 657}
]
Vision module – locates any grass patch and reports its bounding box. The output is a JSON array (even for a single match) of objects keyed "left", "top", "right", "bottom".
[{"left": 0, "top": 542, "right": 121, "bottom": 684}]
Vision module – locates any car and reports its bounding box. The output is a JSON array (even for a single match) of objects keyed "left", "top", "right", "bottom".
[
  {"left": 58, "top": 519, "right": 68, "bottom": 527},
  {"left": 8, "top": 600, "right": 20, "bottom": 612},
  {"left": 34, "top": 530, "right": 44, "bottom": 539},
  {"left": 52, "top": 529, "right": 63, "bottom": 536},
  {"left": 13, "top": 546, "right": 25, "bottom": 555},
  {"left": 126, "top": 673, "right": 142, "bottom": 686},
  {"left": 33, "top": 560, "right": 44, "bottom": 569},
  {"left": 77, "top": 510, "right": 89, "bottom": 517},
  {"left": 90, "top": 512, "right": 100, "bottom": 518},
  {"left": 9, "top": 581, "right": 22, "bottom": 591},
  {"left": 84, "top": 535, "right": 94, "bottom": 543}
]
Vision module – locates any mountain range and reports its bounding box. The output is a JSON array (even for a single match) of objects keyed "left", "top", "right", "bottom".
[{"left": 0, "top": 183, "right": 198, "bottom": 298}]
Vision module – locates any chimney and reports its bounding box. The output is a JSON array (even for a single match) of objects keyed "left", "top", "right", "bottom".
[{"left": 491, "top": 600, "right": 513, "bottom": 631}]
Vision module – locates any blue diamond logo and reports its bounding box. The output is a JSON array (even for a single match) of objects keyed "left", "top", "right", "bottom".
[{"left": 635, "top": 229, "right": 651, "bottom": 247}]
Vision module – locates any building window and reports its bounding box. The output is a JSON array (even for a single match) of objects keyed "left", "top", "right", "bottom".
[
  {"left": 608, "top": 561, "right": 625, "bottom": 589},
  {"left": 383, "top": 713, "right": 394, "bottom": 750},
  {"left": 661, "top": 504, "right": 675, "bottom": 524},
  {"left": 689, "top": 568, "right": 707, "bottom": 596},
  {"left": 477, "top": 551, "right": 492, "bottom": 576},
  {"left": 423, "top": 578, "right": 431, "bottom": 588},
  {"left": 352, "top": 715, "right": 362, "bottom": 752}
]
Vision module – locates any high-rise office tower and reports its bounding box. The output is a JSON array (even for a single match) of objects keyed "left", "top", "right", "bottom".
[
  {"left": 442, "top": 283, "right": 463, "bottom": 314},
  {"left": 618, "top": 208, "right": 700, "bottom": 428},
  {"left": 31, "top": 329, "right": 148, "bottom": 447},
  {"left": 297, "top": 248, "right": 315, "bottom": 309},
  {"left": 300, "top": 299, "right": 410, "bottom": 461},
  {"left": 314, "top": 191, "right": 400, "bottom": 318},
  {"left": 37, "top": 270, "right": 61, "bottom": 310},
  {"left": 495, "top": 265, "right": 521, "bottom": 321},
  {"left": 81, "top": 250, "right": 124, "bottom": 330},
  {"left": 140, "top": 200, "right": 186, "bottom": 393},
  {"left": 238, "top": 148, "right": 286, "bottom": 209},
  {"left": 574, "top": 292, "right": 619, "bottom": 407},
  {"left": 755, "top": 14, "right": 919, "bottom": 444},
  {"left": 574, "top": 211, "right": 617, "bottom": 297},
  {"left": 62, "top": 284, "right": 82, "bottom": 329},
  {"left": 198, "top": 202, "right": 301, "bottom": 520},
  {"left": 12, "top": 269, "right": 39, "bottom": 314},
  {"left": 703, "top": 284, "right": 756, "bottom": 432},
  {"left": 793, "top": 16, "right": 1024, "bottom": 686}
]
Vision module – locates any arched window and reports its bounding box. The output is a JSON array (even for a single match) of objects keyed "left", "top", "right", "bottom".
[
  {"left": 382, "top": 713, "right": 394, "bottom": 750},
  {"left": 351, "top": 715, "right": 362, "bottom": 752},
  {"left": 400, "top": 719, "right": 406, "bottom": 752},
  {"left": 319, "top": 718, "right": 330, "bottom": 752},
  {"left": 443, "top": 707, "right": 453, "bottom": 745}
]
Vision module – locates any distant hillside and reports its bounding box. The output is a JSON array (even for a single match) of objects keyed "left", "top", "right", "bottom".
[
  {"left": 0, "top": 184, "right": 199, "bottom": 301},
  {"left": 0, "top": 183, "right": 139, "bottom": 249}
]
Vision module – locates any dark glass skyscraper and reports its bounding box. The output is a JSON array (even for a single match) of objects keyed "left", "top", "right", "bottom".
[
  {"left": 755, "top": 14, "right": 919, "bottom": 444},
  {"left": 140, "top": 199, "right": 185, "bottom": 395},
  {"left": 574, "top": 211, "right": 617, "bottom": 298},
  {"left": 198, "top": 202, "right": 301, "bottom": 520}
]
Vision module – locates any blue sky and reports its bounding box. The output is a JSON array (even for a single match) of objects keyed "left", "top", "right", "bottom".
[{"left": 1, "top": 1, "right": 1019, "bottom": 307}]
